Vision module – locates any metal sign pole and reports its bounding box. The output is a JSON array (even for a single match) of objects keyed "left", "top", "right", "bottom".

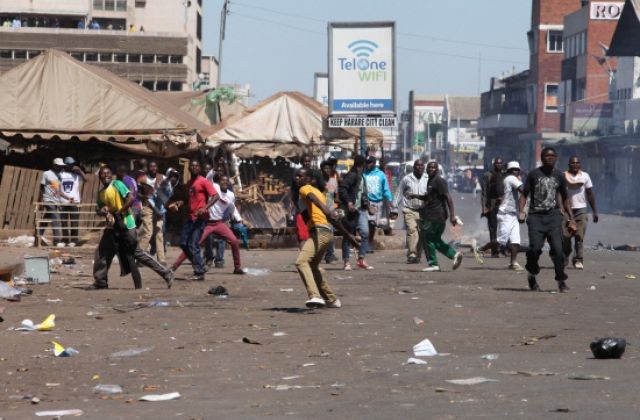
[{"left": 360, "top": 127, "right": 366, "bottom": 156}]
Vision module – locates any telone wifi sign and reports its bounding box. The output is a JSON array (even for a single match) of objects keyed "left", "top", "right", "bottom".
[{"left": 329, "top": 22, "right": 395, "bottom": 115}]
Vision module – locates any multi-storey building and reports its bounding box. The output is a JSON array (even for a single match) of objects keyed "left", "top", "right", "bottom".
[{"left": 0, "top": 0, "right": 204, "bottom": 90}]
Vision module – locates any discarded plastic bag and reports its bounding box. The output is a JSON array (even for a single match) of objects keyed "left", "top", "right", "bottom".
[
  {"left": 52, "top": 341, "right": 79, "bottom": 357},
  {"left": 446, "top": 377, "right": 497, "bottom": 386},
  {"left": 7, "top": 235, "right": 35, "bottom": 247},
  {"left": 243, "top": 268, "right": 271, "bottom": 276},
  {"left": 590, "top": 337, "right": 626, "bottom": 359},
  {"left": 139, "top": 392, "right": 181, "bottom": 402},
  {"left": 110, "top": 347, "right": 153, "bottom": 358},
  {"left": 413, "top": 339, "right": 438, "bottom": 357},
  {"left": 17, "top": 314, "right": 55, "bottom": 331},
  {"left": 35, "top": 409, "right": 83, "bottom": 417},
  {"left": 208, "top": 286, "right": 229, "bottom": 296},
  {"left": 405, "top": 357, "right": 428, "bottom": 365},
  {"left": 0, "top": 281, "right": 22, "bottom": 300},
  {"left": 94, "top": 384, "right": 123, "bottom": 394}
]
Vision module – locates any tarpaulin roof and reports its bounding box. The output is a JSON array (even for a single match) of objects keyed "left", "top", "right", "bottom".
[
  {"left": 156, "top": 89, "right": 247, "bottom": 126},
  {"left": 203, "top": 91, "right": 382, "bottom": 157},
  {"left": 0, "top": 49, "right": 209, "bottom": 157},
  {"left": 608, "top": 0, "right": 640, "bottom": 56}
]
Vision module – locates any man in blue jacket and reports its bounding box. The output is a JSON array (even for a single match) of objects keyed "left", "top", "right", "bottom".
[{"left": 363, "top": 156, "right": 394, "bottom": 254}]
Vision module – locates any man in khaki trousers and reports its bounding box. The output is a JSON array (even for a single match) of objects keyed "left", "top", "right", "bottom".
[
  {"left": 295, "top": 168, "right": 360, "bottom": 309},
  {"left": 391, "top": 159, "right": 428, "bottom": 264}
]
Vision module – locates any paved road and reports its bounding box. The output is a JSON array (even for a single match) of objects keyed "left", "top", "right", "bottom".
[{"left": 1, "top": 193, "right": 639, "bottom": 419}]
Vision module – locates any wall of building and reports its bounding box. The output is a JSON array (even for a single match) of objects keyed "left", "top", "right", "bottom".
[
  {"left": 616, "top": 57, "right": 640, "bottom": 99},
  {"left": 2, "top": 0, "right": 88, "bottom": 15}
]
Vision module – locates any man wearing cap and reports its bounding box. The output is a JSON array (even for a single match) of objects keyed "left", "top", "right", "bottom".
[
  {"left": 562, "top": 156, "right": 598, "bottom": 270},
  {"left": 497, "top": 161, "right": 525, "bottom": 271},
  {"left": 38, "top": 158, "right": 67, "bottom": 247},
  {"left": 59, "top": 157, "right": 86, "bottom": 247}
]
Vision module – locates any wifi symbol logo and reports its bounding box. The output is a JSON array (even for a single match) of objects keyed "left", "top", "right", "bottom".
[{"left": 348, "top": 39, "right": 379, "bottom": 70}]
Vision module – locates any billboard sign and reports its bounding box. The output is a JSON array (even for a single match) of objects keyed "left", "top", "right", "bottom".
[
  {"left": 328, "top": 21, "right": 395, "bottom": 116},
  {"left": 590, "top": 2, "right": 624, "bottom": 19},
  {"left": 313, "top": 73, "right": 329, "bottom": 106}
]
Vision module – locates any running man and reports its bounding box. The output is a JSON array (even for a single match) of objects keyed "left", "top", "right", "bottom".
[{"left": 497, "top": 161, "right": 525, "bottom": 271}]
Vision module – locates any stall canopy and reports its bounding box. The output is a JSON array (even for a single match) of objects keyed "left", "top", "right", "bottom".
[
  {"left": 204, "top": 91, "right": 382, "bottom": 158},
  {"left": 156, "top": 90, "right": 247, "bottom": 126},
  {"left": 0, "top": 49, "right": 209, "bottom": 157}
]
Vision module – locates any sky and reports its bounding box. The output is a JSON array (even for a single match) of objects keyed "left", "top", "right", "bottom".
[{"left": 202, "top": 0, "right": 532, "bottom": 110}]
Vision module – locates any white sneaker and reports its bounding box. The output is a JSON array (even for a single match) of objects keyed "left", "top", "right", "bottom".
[
  {"left": 343, "top": 261, "right": 352, "bottom": 271},
  {"left": 326, "top": 299, "right": 342, "bottom": 308},
  {"left": 574, "top": 261, "right": 584, "bottom": 270},
  {"left": 422, "top": 265, "right": 441, "bottom": 272},
  {"left": 305, "top": 297, "right": 326, "bottom": 308},
  {"left": 509, "top": 262, "right": 525, "bottom": 272},
  {"left": 40, "top": 236, "right": 50, "bottom": 246},
  {"left": 67, "top": 242, "right": 76, "bottom": 248},
  {"left": 55, "top": 242, "right": 66, "bottom": 248},
  {"left": 452, "top": 252, "right": 463, "bottom": 270}
]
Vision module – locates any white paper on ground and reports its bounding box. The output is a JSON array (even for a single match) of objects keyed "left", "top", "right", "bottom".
[
  {"left": 405, "top": 357, "right": 428, "bottom": 365},
  {"left": 413, "top": 339, "right": 438, "bottom": 357},
  {"left": 139, "top": 392, "right": 181, "bottom": 402},
  {"left": 446, "top": 377, "right": 497, "bottom": 385},
  {"left": 35, "top": 409, "right": 84, "bottom": 416}
]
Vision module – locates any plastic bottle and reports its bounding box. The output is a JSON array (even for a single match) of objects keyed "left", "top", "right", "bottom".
[{"left": 93, "top": 384, "right": 123, "bottom": 394}]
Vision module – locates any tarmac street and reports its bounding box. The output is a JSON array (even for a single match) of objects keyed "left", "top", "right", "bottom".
[{"left": 1, "top": 193, "right": 640, "bottom": 419}]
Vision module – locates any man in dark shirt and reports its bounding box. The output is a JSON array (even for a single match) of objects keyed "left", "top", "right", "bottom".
[
  {"left": 518, "top": 147, "right": 576, "bottom": 292},
  {"left": 419, "top": 161, "right": 463, "bottom": 272},
  {"left": 478, "top": 157, "right": 505, "bottom": 257}
]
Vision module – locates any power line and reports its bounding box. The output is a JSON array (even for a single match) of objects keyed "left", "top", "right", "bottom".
[
  {"left": 232, "top": 0, "right": 527, "bottom": 51},
  {"left": 231, "top": 12, "right": 527, "bottom": 66}
]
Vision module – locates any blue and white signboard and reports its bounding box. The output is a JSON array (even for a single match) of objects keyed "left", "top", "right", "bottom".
[{"left": 328, "top": 21, "right": 396, "bottom": 122}]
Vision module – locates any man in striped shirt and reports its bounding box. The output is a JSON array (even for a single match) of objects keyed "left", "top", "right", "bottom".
[{"left": 392, "top": 159, "right": 428, "bottom": 264}]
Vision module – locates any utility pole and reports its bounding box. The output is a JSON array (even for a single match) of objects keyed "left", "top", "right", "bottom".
[
  {"left": 217, "top": 0, "right": 229, "bottom": 88},
  {"left": 477, "top": 51, "right": 482, "bottom": 95},
  {"left": 360, "top": 127, "right": 366, "bottom": 156}
]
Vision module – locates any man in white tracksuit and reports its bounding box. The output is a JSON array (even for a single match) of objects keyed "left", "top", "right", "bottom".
[{"left": 497, "top": 161, "right": 525, "bottom": 271}]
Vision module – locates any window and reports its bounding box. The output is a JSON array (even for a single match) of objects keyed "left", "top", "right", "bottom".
[
  {"left": 156, "top": 55, "right": 169, "bottom": 64},
  {"left": 85, "top": 53, "right": 98, "bottom": 62},
  {"left": 547, "top": 30, "right": 563, "bottom": 53},
  {"left": 14, "top": 50, "right": 27, "bottom": 59},
  {"left": 142, "top": 81, "right": 155, "bottom": 91},
  {"left": 544, "top": 84, "right": 559, "bottom": 112},
  {"left": 142, "top": 54, "right": 155, "bottom": 63},
  {"left": 197, "top": 12, "right": 202, "bottom": 41},
  {"left": 170, "top": 81, "right": 182, "bottom": 91},
  {"left": 169, "top": 55, "right": 183, "bottom": 64},
  {"left": 128, "top": 54, "right": 141, "bottom": 63},
  {"left": 99, "top": 53, "right": 113, "bottom": 62},
  {"left": 115, "top": 54, "right": 127, "bottom": 63},
  {"left": 196, "top": 47, "right": 201, "bottom": 74},
  {"left": 0, "top": 50, "right": 12, "bottom": 59},
  {"left": 156, "top": 81, "right": 169, "bottom": 91},
  {"left": 70, "top": 52, "right": 84, "bottom": 61},
  {"left": 135, "top": 0, "right": 146, "bottom": 7},
  {"left": 93, "top": 0, "right": 127, "bottom": 11}
]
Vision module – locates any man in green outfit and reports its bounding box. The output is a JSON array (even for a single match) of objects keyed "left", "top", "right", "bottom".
[{"left": 419, "top": 161, "right": 463, "bottom": 272}]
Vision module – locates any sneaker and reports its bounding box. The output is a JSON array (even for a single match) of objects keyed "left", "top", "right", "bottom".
[
  {"left": 85, "top": 283, "right": 108, "bottom": 290},
  {"left": 452, "top": 252, "right": 463, "bottom": 270},
  {"left": 214, "top": 262, "right": 224, "bottom": 269},
  {"left": 55, "top": 242, "right": 66, "bottom": 248},
  {"left": 343, "top": 261, "right": 352, "bottom": 271},
  {"left": 422, "top": 265, "right": 441, "bottom": 272},
  {"left": 305, "top": 297, "right": 326, "bottom": 308},
  {"left": 67, "top": 242, "right": 76, "bottom": 248},
  {"left": 356, "top": 258, "right": 373, "bottom": 270},
  {"left": 473, "top": 246, "right": 484, "bottom": 264},
  {"left": 164, "top": 270, "right": 174, "bottom": 289},
  {"left": 233, "top": 268, "right": 246, "bottom": 275},
  {"left": 325, "top": 255, "right": 338, "bottom": 264},
  {"left": 40, "top": 236, "right": 50, "bottom": 246},
  {"left": 407, "top": 256, "right": 420, "bottom": 264},
  {"left": 509, "top": 262, "right": 524, "bottom": 272},
  {"left": 326, "top": 298, "right": 342, "bottom": 308},
  {"left": 558, "top": 281, "right": 570, "bottom": 293},
  {"left": 527, "top": 273, "right": 541, "bottom": 291},
  {"left": 574, "top": 262, "right": 584, "bottom": 270},
  {"left": 189, "top": 273, "right": 205, "bottom": 281}
]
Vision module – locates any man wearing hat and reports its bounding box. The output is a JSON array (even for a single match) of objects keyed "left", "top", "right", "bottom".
[
  {"left": 59, "top": 157, "right": 86, "bottom": 247},
  {"left": 38, "top": 158, "right": 67, "bottom": 247},
  {"left": 497, "top": 161, "right": 525, "bottom": 271}
]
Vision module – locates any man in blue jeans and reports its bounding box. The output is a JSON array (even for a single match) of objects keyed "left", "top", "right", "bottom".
[
  {"left": 171, "top": 160, "right": 218, "bottom": 281},
  {"left": 337, "top": 155, "right": 372, "bottom": 270},
  {"left": 363, "top": 156, "right": 394, "bottom": 254}
]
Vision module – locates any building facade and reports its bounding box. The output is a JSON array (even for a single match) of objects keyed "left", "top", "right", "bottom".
[{"left": 0, "top": 0, "right": 204, "bottom": 90}]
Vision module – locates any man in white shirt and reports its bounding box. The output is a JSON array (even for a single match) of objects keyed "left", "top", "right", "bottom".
[
  {"left": 59, "top": 157, "right": 86, "bottom": 247},
  {"left": 171, "top": 175, "right": 245, "bottom": 275},
  {"left": 497, "top": 161, "right": 525, "bottom": 271},
  {"left": 391, "top": 159, "right": 428, "bottom": 264},
  {"left": 39, "top": 158, "right": 66, "bottom": 246},
  {"left": 562, "top": 156, "right": 598, "bottom": 269}
]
